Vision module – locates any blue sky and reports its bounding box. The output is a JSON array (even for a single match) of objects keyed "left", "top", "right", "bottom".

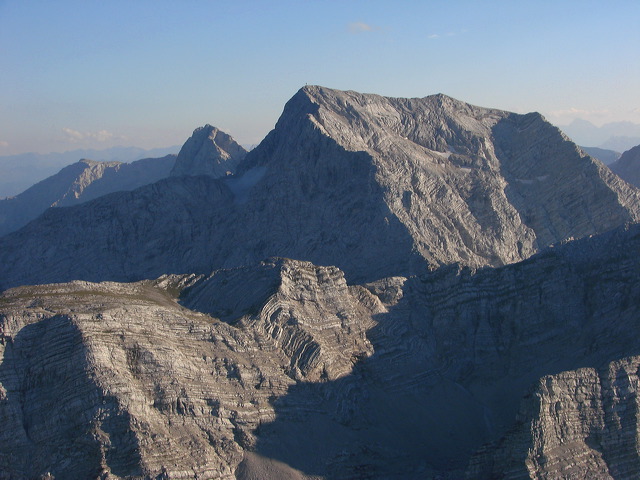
[{"left": 1, "top": 0, "right": 639, "bottom": 155}]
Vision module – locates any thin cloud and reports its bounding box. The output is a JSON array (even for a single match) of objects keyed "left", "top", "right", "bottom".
[
  {"left": 348, "top": 22, "right": 379, "bottom": 34},
  {"left": 63, "top": 128, "right": 116, "bottom": 143},
  {"left": 63, "top": 127, "right": 84, "bottom": 141},
  {"left": 427, "top": 34, "right": 440, "bottom": 39},
  {"left": 549, "top": 107, "right": 610, "bottom": 118},
  {"left": 0, "top": 140, "right": 8, "bottom": 148}
]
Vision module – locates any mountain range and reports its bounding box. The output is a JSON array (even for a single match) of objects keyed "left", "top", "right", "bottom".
[
  {"left": 1, "top": 86, "right": 640, "bottom": 479},
  {"left": 0, "top": 145, "right": 180, "bottom": 199}
]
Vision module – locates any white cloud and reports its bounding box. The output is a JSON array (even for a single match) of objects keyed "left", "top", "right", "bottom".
[
  {"left": 63, "top": 127, "right": 116, "bottom": 143},
  {"left": 63, "top": 127, "right": 85, "bottom": 141},
  {"left": 427, "top": 34, "right": 440, "bottom": 39},
  {"left": 348, "top": 22, "right": 377, "bottom": 33}
]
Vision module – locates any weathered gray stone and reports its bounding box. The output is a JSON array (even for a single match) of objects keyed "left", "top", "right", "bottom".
[
  {"left": 610, "top": 144, "right": 640, "bottom": 188},
  {"left": 1, "top": 224, "right": 640, "bottom": 478},
  {"left": 170, "top": 125, "right": 247, "bottom": 178},
  {"left": 1, "top": 87, "right": 639, "bottom": 289},
  {"left": 0, "top": 155, "right": 176, "bottom": 236}
]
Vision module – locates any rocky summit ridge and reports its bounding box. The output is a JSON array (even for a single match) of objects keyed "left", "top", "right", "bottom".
[
  {"left": 1, "top": 86, "right": 639, "bottom": 290},
  {"left": 2, "top": 86, "right": 640, "bottom": 479}
]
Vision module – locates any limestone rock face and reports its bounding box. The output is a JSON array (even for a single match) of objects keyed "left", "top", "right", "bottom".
[
  {"left": 0, "top": 259, "right": 379, "bottom": 479},
  {"left": 170, "top": 125, "right": 247, "bottom": 178},
  {"left": 2, "top": 224, "right": 640, "bottom": 478},
  {"left": 0, "top": 155, "right": 175, "bottom": 236},
  {"left": 1, "top": 87, "right": 640, "bottom": 289},
  {"left": 610, "top": 144, "right": 640, "bottom": 188},
  {"left": 468, "top": 357, "right": 640, "bottom": 479}
]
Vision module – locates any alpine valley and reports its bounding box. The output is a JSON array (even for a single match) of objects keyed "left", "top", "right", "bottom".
[{"left": 2, "top": 86, "right": 640, "bottom": 479}]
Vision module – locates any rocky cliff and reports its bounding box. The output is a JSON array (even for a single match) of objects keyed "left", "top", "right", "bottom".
[
  {"left": 0, "top": 155, "right": 175, "bottom": 236},
  {"left": 1, "top": 86, "right": 639, "bottom": 289},
  {"left": 610, "top": 144, "right": 640, "bottom": 188},
  {"left": 0, "top": 259, "right": 379, "bottom": 479},
  {"left": 1, "top": 223, "right": 640, "bottom": 479}
]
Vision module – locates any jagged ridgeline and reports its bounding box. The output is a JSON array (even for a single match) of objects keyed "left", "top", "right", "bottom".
[
  {"left": 1, "top": 86, "right": 639, "bottom": 289},
  {"left": 2, "top": 86, "right": 640, "bottom": 479}
]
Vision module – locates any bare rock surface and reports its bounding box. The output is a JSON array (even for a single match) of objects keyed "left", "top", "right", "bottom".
[
  {"left": 468, "top": 356, "right": 640, "bottom": 479},
  {"left": 0, "top": 259, "right": 379, "bottom": 479},
  {"left": 0, "top": 155, "right": 175, "bottom": 236},
  {"left": 170, "top": 125, "right": 247, "bottom": 178},
  {"left": 2, "top": 224, "right": 640, "bottom": 478},
  {"left": 610, "top": 144, "right": 640, "bottom": 188},
  {"left": 1, "top": 87, "right": 640, "bottom": 289}
]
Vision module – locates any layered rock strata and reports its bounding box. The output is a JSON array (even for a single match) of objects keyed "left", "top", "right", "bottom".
[
  {"left": 1, "top": 224, "right": 640, "bottom": 478},
  {"left": 0, "top": 259, "right": 379, "bottom": 479}
]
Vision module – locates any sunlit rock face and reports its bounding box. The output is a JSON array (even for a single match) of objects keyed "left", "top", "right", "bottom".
[{"left": 0, "top": 259, "right": 380, "bottom": 479}]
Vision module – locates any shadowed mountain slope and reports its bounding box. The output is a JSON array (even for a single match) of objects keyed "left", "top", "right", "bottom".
[
  {"left": 0, "top": 156, "right": 175, "bottom": 236},
  {"left": 1, "top": 224, "right": 640, "bottom": 478},
  {"left": 610, "top": 144, "right": 640, "bottom": 188}
]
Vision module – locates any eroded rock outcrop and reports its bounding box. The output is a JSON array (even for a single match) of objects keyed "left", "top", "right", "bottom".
[
  {"left": 2, "top": 224, "right": 640, "bottom": 478},
  {"left": 468, "top": 357, "right": 640, "bottom": 479},
  {"left": 0, "top": 259, "right": 380, "bottom": 479}
]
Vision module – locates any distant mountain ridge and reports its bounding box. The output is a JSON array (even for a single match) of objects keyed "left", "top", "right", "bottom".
[
  {"left": 0, "top": 86, "right": 639, "bottom": 289},
  {"left": 0, "top": 126, "right": 247, "bottom": 237},
  {"left": 0, "top": 145, "right": 180, "bottom": 198},
  {"left": 0, "top": 156, "right": 176, "bottom": 236},
  {"left": 579, "top": 146, "right": 621, "bottom": 165},
  {"left": 559, "top": 118, "right": 640, "bottom": 151}
]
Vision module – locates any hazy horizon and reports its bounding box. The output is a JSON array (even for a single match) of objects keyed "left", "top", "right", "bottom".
[{"left": 2, "top": 0, "right": 639, "bottom": 156}]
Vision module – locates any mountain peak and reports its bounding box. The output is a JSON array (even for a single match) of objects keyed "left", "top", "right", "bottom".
[{"left": 170, "top": 125, "right": 247, "bottom": 178}]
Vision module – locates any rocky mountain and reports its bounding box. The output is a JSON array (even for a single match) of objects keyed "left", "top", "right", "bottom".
[
  {"left": 3, "top": 86, "right": 640, "bottom": 479},
  {"left": 0, "top": 125, "right": 246, "bottom": 238},
  {"left": 610, "top": 144, "right": 640, "bottom": 188},
  {"left": 0, "top": 156, "right": 175, "bottom": 236},
  {"left": 1, "top": 222, "right": 639, "bottom": 479},
  {"left": 0, "top": 145, "right": 180, "bottom": 199},
  {"left": 580, "top": 146, "right": 621, "bottom": 165},
  {"left": 1, "top": 86, "right": 640, "bottom": 290},
  {"left": 170, "top": 125, "right": 247, "bottom": 178}
]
